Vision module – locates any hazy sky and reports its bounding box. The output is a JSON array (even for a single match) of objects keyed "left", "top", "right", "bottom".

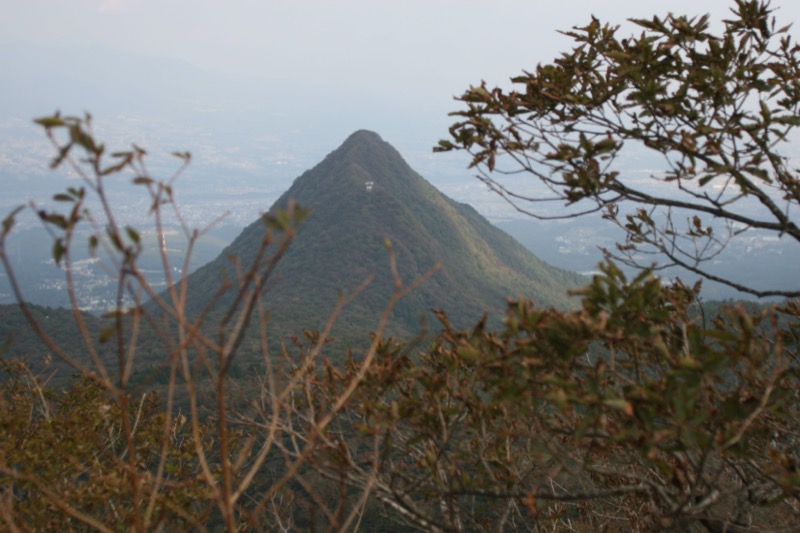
[
  {"left": 6, "top": 1, "right": 800, "bottom": 106},
  {"left": 4, "top": 0, "right": 800, "bottom": 206},
  {"left": 2, "top": 1, "right": 799, "bottom": 297}
]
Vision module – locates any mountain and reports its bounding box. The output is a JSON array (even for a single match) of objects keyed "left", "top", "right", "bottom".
[
  {"left": 181, "top": 130, "right": 586, "bottom": 342},
  {"left": 0, "top": 303, "right": 116, "bottom": 383}
]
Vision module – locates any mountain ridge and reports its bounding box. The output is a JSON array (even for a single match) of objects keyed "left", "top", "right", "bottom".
[{"left": 182, "top": 130, "right": 586, "bottom": 343}]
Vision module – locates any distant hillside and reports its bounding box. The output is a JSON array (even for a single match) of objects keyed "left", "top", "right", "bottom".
[
  {"left": 495, "top": 217, "right": 800, "bottom": 302},
  {"left": 0, "top": 304, "right": 107, "bottom": 380},
  {"left": 181, "top": 130, "right": 585, "bottom": 343}
]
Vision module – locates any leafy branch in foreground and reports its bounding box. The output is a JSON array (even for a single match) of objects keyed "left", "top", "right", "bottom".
[
  {"left": 0, "top": 113, "right": 437, "bottom": 531},
  {"left": 439, "top": 0, "right": 800, "bottom": 298},
  {"left": 5, "top": 9, "right": 800, "bottom": 525},
  {"left": 308, "top": 263, "right": 800, "bottom": 531}
]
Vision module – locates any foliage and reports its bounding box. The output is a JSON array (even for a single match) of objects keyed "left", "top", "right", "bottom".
[
  {"left": 0, "top": 114, "right": 436, "bottom": 531},
  {"left": 183, "top": 130, "right": 584, "bottom": 348},
  {"left": 0, "top": 303, "right": 109, "bottom": 379},
  {"left": 308, "top": 264, "right": 800, "bottom": 531},
  {"left": 0, "top": 359, "right": 216, "bottom": 530},
  {"left": 438, "top": 0, "right": 800, "bottom": 299},
  {"left": 3, "top": 3, "right": 800, "bottom": 528}
]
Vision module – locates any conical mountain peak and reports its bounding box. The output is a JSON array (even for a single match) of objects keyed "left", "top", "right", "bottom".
[
  {"left": 269, "top": 130, "right": 424, "bottom": 208},
  {"left": 341, "top": 129, "right": 385, "bottom": 148},
  {"left": 326, "top": 129, "right": 398, "bottom": 166},
  {"left": 325, "top": 129, "right": 409, "bottom": 176},
  {"left": 182, "top": 132, "right": 585, "bottom": 345}
]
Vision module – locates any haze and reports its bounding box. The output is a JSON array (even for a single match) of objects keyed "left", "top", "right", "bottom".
[
  {"left": 6, "top": 1, "right": 796, "bottom": 153},
  {"left": 6, "top": 1, "right": 766, "bottom": 92},
  {"left": 2, "top": 0, "right": 800, "bottom": 301}
]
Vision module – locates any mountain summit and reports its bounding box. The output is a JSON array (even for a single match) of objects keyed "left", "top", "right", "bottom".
[{"left": 184, "top": 131, "right": 585, "bottom": 340}]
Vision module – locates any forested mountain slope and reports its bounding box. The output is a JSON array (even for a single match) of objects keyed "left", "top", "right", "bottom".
[{"left": 182, "top": 130, "right": 585, "bottom": 341}]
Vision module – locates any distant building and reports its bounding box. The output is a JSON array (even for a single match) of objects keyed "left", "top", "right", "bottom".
[{"left": 365, "top": 181, "right": 374, "bottom": 192}]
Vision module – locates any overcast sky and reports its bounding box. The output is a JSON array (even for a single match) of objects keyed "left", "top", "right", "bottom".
[
  {"left": 2, "top": 1, "right": 800, "bottom": 294},
  {"left": 4, "top": 0, "right": 800, "bottom": 206},
  {"left": 6, "top": 1, "right": 800, "bottom": 107}
]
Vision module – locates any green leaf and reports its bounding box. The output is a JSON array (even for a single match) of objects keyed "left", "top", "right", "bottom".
[
  {"left": 2, "top": 206, "right": 24, "bottom": 235},
  {"left": 108, "top": 230, "right": 123, "bottom": 251},
  {"left": 98, "top": 327, "right": 115, "bottom": 343},
  {"left": 773, "top": 115, "right": 800, "bottom": 126},
  {"left": 67, "top": 187, "right": 85, "bottom": 199},
  {"left": 298, "top": 206, "right": 311, "bottom": 224},
  {"left": 50, "top": 145, "right": 72, "bottom": 169},
  {"left": 69, "top": 125, "right": 98, "bottom": 154},
  {"left": 33, "top": 115, "right": 65, "bottom": 128},
  {"left": 456, "top": 345, "right": 480, "bottom": 363},
  {"left": 435, "top": 140, "right": 455, "bottom": 152},
  {"left": 52, "top": 239, "right": 65, "bottom": 266},
  {"left": 125, "top": 227, "right": 140, "bottom": 245},
  {"left": 39, "top": 212, "right": 68, "bottom": 230},
  {"left": 100, "top": 159, "right": 130, "bottom": 176}
]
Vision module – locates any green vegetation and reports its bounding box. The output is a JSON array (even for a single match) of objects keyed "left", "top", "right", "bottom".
[
  {"left": 438, "top": 0, "right": 800, "bottom": 300},
  {"left": 1, "top": 1, "right": 800, "bottom": 531},
  {"left": 183, "top": 129, "right": 584, "bottom": 350}
]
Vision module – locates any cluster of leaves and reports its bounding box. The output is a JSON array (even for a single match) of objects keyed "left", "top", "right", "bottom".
[
  {"left": 0, "top": 113, "right": 404, "bottom": 532},
  {"left": 306, "top": 264, "right": 800, "bottom": 531},
  {"left": 438, "top": 0, "right": 800, "bottom": 299},
  {"left": 2, "top": 2, "right": 800, "bottom": 531},
  {"left": 3, "top": 264, "right": 798, "bottom": 531},
  {"left": 0, "top": 359, "right": 218, "bottom": 530}
]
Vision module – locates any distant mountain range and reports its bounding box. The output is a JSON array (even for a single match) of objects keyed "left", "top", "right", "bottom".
[
  {"left": 7, "top": 129, "right": 792, "bottom": 375},
  {"left": 1, "top": 130, "right": 586, "bottom": 372},
  {"left": 180, "top": 130, "right": 585, "bottom": 343}
]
